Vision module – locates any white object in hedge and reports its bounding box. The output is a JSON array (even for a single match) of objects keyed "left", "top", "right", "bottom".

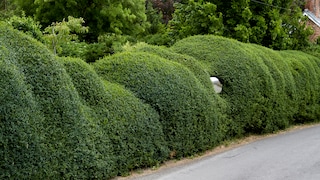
[{"left": 210, "top": 77, "right": 222, "bottom": 93}]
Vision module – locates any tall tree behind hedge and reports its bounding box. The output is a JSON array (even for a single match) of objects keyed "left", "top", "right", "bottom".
[
  {"left": 169, "top": 0, "right": 312, "bottom": 50},
  {"left": 206, "top": 0, "right": 312, "bottom": 50},
  {"left": 169, "top": 0, "right": 224, "bottom": 42},
  {"left": 14, "top": 0, "right": 149, "bottom": 41}
]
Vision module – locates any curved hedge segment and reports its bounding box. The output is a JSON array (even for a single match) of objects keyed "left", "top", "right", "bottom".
[
  {"left": 171, "top": 35, "right": 320, "bottom": 136},
  {"left": 0, "top": 50, "right": 44, "bottom": 179},
  {"left": 125, "top": 42, "right": 213, "bottom": 90},
  {"left": 171, "top": 35, "right": 277, "bottom": 135},
  {"left": 93, "top": 52, "right": 222, "bottom": 157},
  {"left": 245, "top": 44, "right": 299, "bottom": 124},
  {"left": 59, "top": 57, "right": 169, "bottom": 175},
  {"left": 124, "top": 42, "right": 230, "bottom": 140},
  {"left": 280, "top": 51, "right": 320, "bottom": 122},
  {"left": 1, "top": 21, "right": 320, "bottom": 179},
  {"left": 240, "top": 44, "right": 294, "bottom": 130},
  {"left": 0, "top": 22, "right": 114, "bottom": 179}
]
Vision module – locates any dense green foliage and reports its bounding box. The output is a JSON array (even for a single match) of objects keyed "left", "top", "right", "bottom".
[
  {"left": 123, "top": 43, "right": 230, "bottom": 139},
  {"left": 0, "top": 22, "right": 116, "bottom": 179},
  {"left": 59, "top": 57, "right": 169, "bottom": 175},
  {"left": 1, "top": 19, "right": 319, "bottom": 179},
  {"left": 93, "top": 52, "right": 224, "bottom": 157},
  {"left": 245, "top": 44, "right": 299, "bottom": 125},
  {"left": 14, "top": 0, "right": 149, "bottom": 41},
  {"left": 280, "top": 51, "right": 320, "bottom": 122},
  {"left": 169, "top": 0, "right": 312, "bottom": 49},
  {"left": 123, "top": 42, "right": 212, "bottom": 90},
  {"left": 169, "top": 0, "right": 224, "bottom": 41},
  {"left": 171, "top": 35, "right": 320, "bottom": 136},
  {"left": 4, "top": 0, "right": 313, "bottom": 52},
  {"left": 0, "top": 47, "right": 44, "bottom": 179},
  {"left": 7, "top": 15, "right": 43, "bottom": 42}
]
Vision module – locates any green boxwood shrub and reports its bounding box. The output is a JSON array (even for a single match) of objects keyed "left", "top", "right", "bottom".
[
  {"left": 59, "top": 57, "right": 169, "bottom": 175},
  {"left": 124, "top": 42, "right": 212, "bottom": 90},
  {"left": 240, "top": 44, "right": 295, "bottom": 130},
  {"left": 124, "top": 42, "right": 230, "bottom": 140},
  {"left": 0, "top": 48, "right": 44, "bottom": 179},
  {"left": 250, "top": 45, "right": 299, "bottom": 113},
  {"left": 93, "top": 52, "right": 222, "bottom": 157},
  {"left": 0, "top": 22, "right": 114, "bottom": 179},
  {"left": 171, "top": 35, "right": 288, "bottom": 135},
  {"left": 280, "top": 50, "right": 320, "bottom": 122}
]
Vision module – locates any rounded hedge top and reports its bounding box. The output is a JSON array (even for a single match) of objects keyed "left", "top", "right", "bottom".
[
  {"left": 93, "top": 51, "right": 223, "bottom": 157},
  {"left": 171, "top": 35, "right": 289, "bottom": 135},
  {"left": 0, "top": 49, "right": 44, "bottom": 179},
  {"left": 280, "top": 50, "right": 320, "bottom": 122},
  {"left": 124, "top": 42, "right": 213, "bottom": 90},
  {"left": 59, "top": 57, "right": 169, "bottom": 174},
  {"left": 0, "top": 22, "right": 113, "bottom": 178}
]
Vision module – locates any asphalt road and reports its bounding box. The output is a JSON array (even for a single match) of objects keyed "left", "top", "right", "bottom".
[{"left": 131, "top": 124, "right": 320, "bottom": 180}]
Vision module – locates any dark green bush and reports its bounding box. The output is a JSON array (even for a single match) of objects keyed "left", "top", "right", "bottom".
[
  {"left": 125, "top": 42, "right": 212, "bottom": 90},
  {"left": 280, "top": 50, "right": 320, "bottom": 122},
  {"left": 240, "top": 44, "right": 295, "bottom": 130},
  {"left": 84, "top": 42, "right": 113, "bottom": 63},
  {"left": 124, "top": 43, "right": 230, "bottom": 140},
  {"left": 59, "top": 41, "right": 88, "bottom": 58},
  {"left": 0, "top": 22, "right": 114, "bottom": 179},
  {"left": 0, "top": 48, "right": 44, "bottom": 179},
  {"left": 93, "top": 52, "right": 222, "bottom": 157},
  {"left": 139, "top": 33, "right": 172, "bottom": 46},
  {"left": 171, "top": 35, "right": 287, "bottom": 135},
  {"left": 59, "top": 57, "right": 169, "bottom": 175}
]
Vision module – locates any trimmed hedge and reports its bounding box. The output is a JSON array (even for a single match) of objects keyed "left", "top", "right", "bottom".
[
  {"left": 245, "top": 44, "right": 299, "bottom": 125},
  {"left": 240, "top": 44, "right": 294, "bottom": 130},
  {"left": 1, "top": 21, "right": 320, "bottom": 179},
  {"left": 93, "top": 52, "right": 222, "bottom": 157},
  {"left": 124, "top": 42, "right": 230, "bottom": 140},
  {"left": 280, "top": 50, "right": 320, "bottom": 122},
  {"left": 0, "top": 22, "right": 114, "bottom": 179},
  {"left": 0, "top": 48, "right": 44, "bottom": 179},
  {"left": 124, "top": 42, "right": 213, "bottom": 90},
  {"left": 171, "top": 35, "right": 294, "bottom": 135},
  {"left": 59, "top": 57, "right": 169, "bottom": 175}
]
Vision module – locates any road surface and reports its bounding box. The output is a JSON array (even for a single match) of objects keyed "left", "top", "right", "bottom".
[{"left": 129, "top": 124, "right": 320, "bottom": 180}]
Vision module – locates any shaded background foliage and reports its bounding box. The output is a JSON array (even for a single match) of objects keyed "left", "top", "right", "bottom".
[{"left": 0, "top": 0, "right": 315, "bottom": 58}]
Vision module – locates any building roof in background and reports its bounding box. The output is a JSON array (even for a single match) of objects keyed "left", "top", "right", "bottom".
[{"left": 304, "top": 9, "right": 320, "bottom": 27}]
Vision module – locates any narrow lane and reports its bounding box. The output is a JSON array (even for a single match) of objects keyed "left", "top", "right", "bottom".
[{"left": 132, "top": 124, "right": 320, "bottom": 180}]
